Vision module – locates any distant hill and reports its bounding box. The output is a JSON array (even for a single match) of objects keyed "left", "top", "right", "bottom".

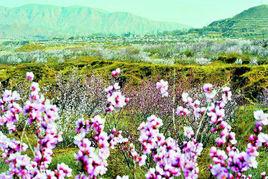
[
  {"left": 195, "top": 5, "right": 268, "bottom": 39},
  {"left": 0, "top": 4, "right": 187, "bottom": 39}
]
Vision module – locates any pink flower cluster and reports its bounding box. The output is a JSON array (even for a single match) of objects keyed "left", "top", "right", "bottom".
[
  {"left": 75, "top": 68, "right": 130, "bottom": 178},
  {"left": 181, "top": 136, "right": 203, "bottom": 178},
  {"left": 173, "top": 83, "right": 268, "bottom": 178},
  {"left": 105, "top": 69, "right": 129, "bottom": 112},
  {"left": 109, "top": 128, "right": 129, "bottom": 149},
  {"left": 0, "top": 131, "right": 28, "bottom": 161},
  {"left": 130, "top": 115, "right": 203, "bottom": 179},
  {"left": 209, "top": 109, "right": 268, "bottom": 178},
  {"left": 26, "top": 72, "right": 34, "bottom": 81},
  {"left": 176, "top": 91, "right": 207, "bottom": 120},
  {"left": 202, "top": 85, "right": 268, "bottom": 178},
  {"left": 25, "top": 82, "right": 63, "bottom": 171},
  {"left": 156, "top": 79, "right": 169, "bottom": 97},
  {"left": 175, "top": 84, "right": 233, "bottom": 142},
  {"left": 1, "top": 71, "right": 268, "bottom": 179},
  {"left": 111, "top": 68, "right": 121, "bottom": 78},
  {"left": 0, "top": 90, "right": 22, "bottom": 132},
  {"left": 205, "top": 86, "right": 234, "bottom": 147},
  {"left": 74, "top": 116, "right": 109, "bottom": 178},
  {"left": 0, "top": 72, "right": 72, "bottom": 178},
  {"left": 203, "top": 83, "right": 216, "bottom": 100},
  {"left": 128, "top": 143, "right": 147, "bottom": 166},
  {"left": 74, "top": 115, "right": 129, "bottom": 178}
]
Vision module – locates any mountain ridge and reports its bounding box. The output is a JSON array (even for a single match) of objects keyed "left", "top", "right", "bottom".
[{"left": 0, "top": 4, "right": 188, "bottom": 39}]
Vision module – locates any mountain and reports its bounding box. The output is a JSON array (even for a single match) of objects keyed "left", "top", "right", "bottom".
[
  {"left": 196, "top": 5, "right": 268, "bottom": 39},
  {"left": 0, "top": 4, "right": 187, "bottom": 39}
]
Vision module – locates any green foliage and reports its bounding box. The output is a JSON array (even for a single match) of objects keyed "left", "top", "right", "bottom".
[
  {"left": 217, "top": 52, "right": 250, "bottom": 64},
  {"left": 0, "top": 59, "right": 267, "bottom": 102},
  {"left": 232, "top": 105, "right": 268, "bottom": 145},
  {"left": 16, "top": 43, "right": 46, "bottom": 52},
  {"left": 174, "top": 58, "right": 196, "bottom": 65},
  {"left": 50, "top": 148, "right": 80, "bottom": 175},
  {"left": 0, "top": 159, "right": 8, "bottom": 173},
  {"left": 182, "top": 49, "right": 194, "bottom": 57}
]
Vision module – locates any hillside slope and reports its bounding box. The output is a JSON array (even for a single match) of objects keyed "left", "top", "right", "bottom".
[{"left": 198, "top": 5, "right": 268, "bottom": 38}]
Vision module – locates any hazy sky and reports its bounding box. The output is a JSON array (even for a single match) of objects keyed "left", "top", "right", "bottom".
[{"left": 0, "top": 0, "right": 267, "bottom": 27}]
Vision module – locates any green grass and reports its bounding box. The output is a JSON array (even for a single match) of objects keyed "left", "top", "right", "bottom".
[
  {"left": 0, "top": 159, "right": 8, "bottom": 173},
  {"left": 50, "top": 148, "right": 80, "bottom": 175}
]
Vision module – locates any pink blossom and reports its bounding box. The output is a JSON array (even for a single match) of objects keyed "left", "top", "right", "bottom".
[
  {"left": 254, "top": 110, "right": 268, "bottom": 125},
  {"left": 112, "top": 68, "right": 121, "bottom": 77},
  {"left": 55, "top": 163, "right": 72, "bottom": 178},
  {"left": 74, "top": 115, "right": 129, "bottom": 178},
  {"left": 132, "top": 115, "right": 202, "bottom": 178},
  {"left": 107, "top": 91, "right": 126, "bottom": 108},
  {"left": 156, "top": 80, "right": 169, "bottom": 97},
  {"left": 184, "top": 126, "right": 194, "bottom": 139},
  {"left": 176, "top": 106, "right": 190, "bottom": 116},
  {"left": 105, "top": 80, "right": 128, "bottom": 112},
  {"left": 203, "top": 83, "right": 216, "bottom": 99},
  {"left": 26, "top": 72, "right": 34, "bottom": 81},
  {"left": 0, "top": 72, "right": 71, "bottom": 178}
]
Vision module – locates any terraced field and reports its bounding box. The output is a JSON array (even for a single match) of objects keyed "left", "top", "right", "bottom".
[{"left": 198, "top": 5, "right": 268, "bottom": 38}]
